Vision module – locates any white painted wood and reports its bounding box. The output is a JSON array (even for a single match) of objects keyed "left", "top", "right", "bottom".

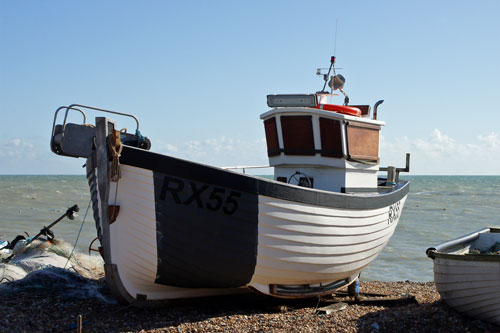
[
  {"left": 249, "top": 194, "right": 406, "bottom": 292},
  {"left": 431, "top": 232, "right": 500, "bottom": 325},
  {"left": 259, "top": 196, "right": 389, "bottom": 217},
  {"left": 275, "top": 115, "right": 284, "bottom": 149},
  {"left": 311, "top": 115, "right": 322, "bottom": 150},
  {"left": 268, "top": 154, "right": 379, "bottom": 170},
  {"left": 345, "top": 168, "right": 378, "bottom": 189},
  {"left": 273, "top": 166, "right": 378, "bottom": 192}
]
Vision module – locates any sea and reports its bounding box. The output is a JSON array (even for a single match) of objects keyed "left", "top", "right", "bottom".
[{"left": 1, "top": 175, "right": 499, "bottom": 282}]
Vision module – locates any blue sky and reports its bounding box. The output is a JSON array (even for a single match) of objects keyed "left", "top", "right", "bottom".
[{"left": 1, "top": 0, "right": 499, "bottom": 175}]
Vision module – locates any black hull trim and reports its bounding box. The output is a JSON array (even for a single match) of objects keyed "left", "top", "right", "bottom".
[
  {"left": 152, "top": 172, "right": 259, "bottom": 288},
  {"left": 120, "top": 146, "right": 410, "bottom": 210}
]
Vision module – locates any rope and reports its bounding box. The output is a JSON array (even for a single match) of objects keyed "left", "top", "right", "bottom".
[
  {"left": 108, "top": 130, "right": 122, "bottom": 182},
  {"left": 113, "top": 178, "right": 120, "bottom": 209},
  {"left": 64, "top": 198, "right": 91, "bottom": 270}
]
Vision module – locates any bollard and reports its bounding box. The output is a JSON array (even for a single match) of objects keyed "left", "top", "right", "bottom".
[{"left": 387, "top": 166, "right": 397, "bottom": 185}]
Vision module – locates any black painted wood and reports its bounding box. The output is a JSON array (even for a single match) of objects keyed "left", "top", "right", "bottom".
[{"left": 153, "top": 172, "right": 258, "bottom": 288}]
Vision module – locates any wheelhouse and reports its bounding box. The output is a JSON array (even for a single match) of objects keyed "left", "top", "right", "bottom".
[{"left": 261, "top": 94, "right": 385, "bottom": 192}]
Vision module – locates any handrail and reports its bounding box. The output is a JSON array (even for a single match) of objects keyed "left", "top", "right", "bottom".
[
  {"left": 67, "top": 104, "right": 140, "bottom": 132},
  {"left": 222, "top": 165, "right": 271, "bottom": 174},
  {"left": 380, "top": 153, "right": 410, "bottom": 172},
  {"left": 51, "top": 104, "right": 142, "bottom": 154},
  {"left": 50, "top": 106, "right": 87, "bottom": 144},
  {"left": 62, "top": 106, "right": 86, "bottom": 131}
]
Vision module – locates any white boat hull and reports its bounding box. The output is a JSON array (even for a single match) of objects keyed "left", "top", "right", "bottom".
[
  {"left": 428, "top": 227, "right": 500, "bottom": 325},
  {"left": 90, "top": 161, "right": 407, "bottom": 302}
]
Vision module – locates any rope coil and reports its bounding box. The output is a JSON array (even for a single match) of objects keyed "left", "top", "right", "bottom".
[{"left": 108, "top": 129, "right": 122, "bottom": 182}]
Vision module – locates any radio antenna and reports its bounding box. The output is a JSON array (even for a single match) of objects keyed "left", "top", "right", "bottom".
[
  {"left": 318, "top": 20, "right": 340, "bottom": 93},
  {"left": 334, "top": 19, "right": 338, "bottom": 56}
]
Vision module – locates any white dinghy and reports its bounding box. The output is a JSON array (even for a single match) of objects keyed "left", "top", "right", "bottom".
[
  {"left": 50, "top": 56, "right": 410, "bottom": 304},
  {"left": 427, "top": 227, "right": 500, "bottom": 325}
]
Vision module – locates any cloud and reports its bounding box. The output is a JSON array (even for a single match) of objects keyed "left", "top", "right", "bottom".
[
  {"left": 2, "top": 130, "right": 499, "bottom": 175},
  {"left": 381, "top": 129, "right": 500, "bottom": 174},
  {"left": 0, "top": 138, "right": 36, "bottom": 158},
  {"left": 155, "top": 136, "right": 268, "bottom": 169},
  {"left": 9, "top": 138, "right": 35, "bottom": 149},
  {"left": 0, "top": 137, "right": 86, "bottom": 174},
  {"left": 478, "top": 132, "right": 500, "bottom": 148},
  {"left": 157, "top": 130, "right": 500, "bottom": 175}
]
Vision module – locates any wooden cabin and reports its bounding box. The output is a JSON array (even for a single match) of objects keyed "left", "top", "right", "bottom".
[{"left": 261, "top": 94, "right": 384, "bottom": 192}]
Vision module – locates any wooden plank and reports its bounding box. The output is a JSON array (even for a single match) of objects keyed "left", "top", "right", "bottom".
[
  {"left": 264, "top": 117, "right": 280, "bottom": 157},
  {"left": 95, "top": 117, "right": 114, "bottom": 265},
  {"left": 281, "top": 116, "right": 316, "bottom": 155},
  {"left": 316, "top": 302, "right": 348, "bottom": 314},
  {"left": 319, "top": 117, "right": 342, "bottom": 158},
  {"left": 346, "top": 122, "right": 380, "bottom": 162}
]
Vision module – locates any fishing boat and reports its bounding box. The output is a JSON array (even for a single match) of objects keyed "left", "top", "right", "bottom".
[
  {"left": 427, "top": 227, "right": 500, "bottom": 325},
  {"left": 50, "top": 56, "right": 410, "bottom": 304}
]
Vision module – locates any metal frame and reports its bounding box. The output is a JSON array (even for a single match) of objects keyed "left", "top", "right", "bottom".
[
  {"left": 380, "top": 153, "right": 411, "bottom": 182},
  {"left": 222, "top": 165, "right": 271, "bottom": 174},
  {"left": 269, "top": 278, "right": 351, "bottom": 298},
  {"left": 50, "top": 104, "right": 141, "bottom": 148}
]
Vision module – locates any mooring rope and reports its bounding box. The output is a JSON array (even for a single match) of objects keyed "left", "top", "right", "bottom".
[
  {"left": 64, "top": 198, "right": 91, "bottom": 270},
  {"left": 108, "top": 129, "right": 122, "bottom": 182}
]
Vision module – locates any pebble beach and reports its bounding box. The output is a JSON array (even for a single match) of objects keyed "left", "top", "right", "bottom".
[
  {"left": 1, "top": 278, "right": 497, "bottom": 332},
  {"left": 2, "top": 177, "right": 500, "bottom": 332}
]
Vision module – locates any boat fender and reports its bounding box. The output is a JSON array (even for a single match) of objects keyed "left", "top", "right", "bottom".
[{"left": 316, "top": 104, "right": 361, "bottom": 117}]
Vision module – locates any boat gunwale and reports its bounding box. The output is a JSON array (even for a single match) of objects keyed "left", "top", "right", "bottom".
[
  {"left": 427, "top": 227, "right": 500, "bottom": 260},
  {"left": 119, "top": 145, "right": 409, "bottom": 211},
  {"left": 432, "top": 252, "right": 500, "bottom": 262}
]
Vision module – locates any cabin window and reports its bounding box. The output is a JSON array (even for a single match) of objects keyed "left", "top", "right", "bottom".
[
  {"left": 319, "top": 118, "right": 342, "bottom": 158},
  {"left": 346, "top": 122, "right": 380, "bottom": 162},
  {"left": 264, "top": 117, "right": 280, "bottom": 157},
  {"left": 280, "top": 115, "right": 315, "bottom": 155}
]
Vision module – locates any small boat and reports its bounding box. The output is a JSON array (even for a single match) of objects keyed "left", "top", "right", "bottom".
[
  {"left": 426, "top": 227, "right": 500, "bottom": 324},
  {"left": 50, "top": 56, "right": 410, "bottom": 304}
]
